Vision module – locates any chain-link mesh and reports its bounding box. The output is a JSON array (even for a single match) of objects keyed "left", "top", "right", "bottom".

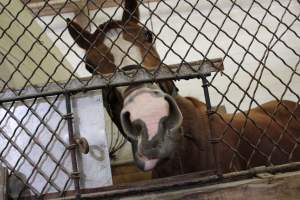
[{"left": 0, "top": 0, "right": 299, "bottom": 199}]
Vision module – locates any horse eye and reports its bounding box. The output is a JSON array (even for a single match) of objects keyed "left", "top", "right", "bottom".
[{"left": 144, "top": 30, "right": 153, "bottom": 43}]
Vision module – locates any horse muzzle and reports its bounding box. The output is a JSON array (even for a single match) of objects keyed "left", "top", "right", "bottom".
[{"left": 120, "top": 86, "right": 183, "bottom": 171}]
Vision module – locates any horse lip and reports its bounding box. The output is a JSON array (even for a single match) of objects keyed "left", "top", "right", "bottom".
[
  {"left": 139, "top": 147, "right": 160, "bottom": 159},
  {"left": 134, "top": 150, "right": 160, "bottom": 171}
]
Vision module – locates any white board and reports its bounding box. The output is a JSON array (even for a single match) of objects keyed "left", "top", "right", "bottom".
[{"left": 0, "top": 90, "right": 112, "bottom": 197}]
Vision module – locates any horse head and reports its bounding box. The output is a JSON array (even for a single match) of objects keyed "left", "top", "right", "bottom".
[{"left": 67, "top": 0, "right": 183, "bottom": 171}]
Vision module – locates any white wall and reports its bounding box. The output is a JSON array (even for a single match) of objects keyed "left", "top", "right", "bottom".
[
  {"left": 36, "top": 0, "right": 300, "bottom": 163},
  {"left": 0, "top": 91, "right": 112, "bottom": 195},
  {"left": 41, "top": 0, "right": 300, "bottom": 112},
  {"left": 0, "top": 0, "right": 74, "bottom": 90},
  {"left": 147, "top": 0, "right": 300, "bottom": 112}
]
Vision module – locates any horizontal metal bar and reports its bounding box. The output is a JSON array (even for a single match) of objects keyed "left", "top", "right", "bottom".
[
  {"left": 0, "top": 58, "right": 223, "bottom": 103},
  {"left": 53, "top": 162, "right": 300, "bottom": 199}
]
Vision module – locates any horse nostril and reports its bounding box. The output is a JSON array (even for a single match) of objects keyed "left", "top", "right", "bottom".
[
  {"left": 120, "top": 111, "right": 146, "bottom": 140},
  {"left": 163, "top": 94, "right": 183, "bottom": 131},
  {"left": 136, "top": 124, "right": 142, "bottom": 133},
  {"left": 123, "top": 111, "right": 131, "bottom": 123}
]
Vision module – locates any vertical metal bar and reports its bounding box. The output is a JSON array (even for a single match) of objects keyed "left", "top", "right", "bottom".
[
  {"left": 0, "top": 165, "right": 7, "bottom": 200},
  {"left": 64, "top": 93, "right": 81, "bottom": 199},
  {"left": 202, "top": 75, "right": 212, "bottom": 111},
  {"left": 201, "top": 75, "right": 223, "bottom": 177}
]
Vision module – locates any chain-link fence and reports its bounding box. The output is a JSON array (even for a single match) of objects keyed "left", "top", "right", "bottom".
[{"left": 0, "top": 0, "right": 299, "bottom": 199}]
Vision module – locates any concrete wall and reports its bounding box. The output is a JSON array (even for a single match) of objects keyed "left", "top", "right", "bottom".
[{"left": 0, "top": 0, "right": 74, "bottom": 90}]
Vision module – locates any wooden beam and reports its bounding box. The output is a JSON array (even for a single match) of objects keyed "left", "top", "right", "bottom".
[
  {"left": 55, "top": 170, "right": 300, "bottom": 200},
  {"left": 22, "top": 0, "right": 160, "bottom": 17},
  {"left": 124, "top": 171, "right": 300, "bottom": 200}
]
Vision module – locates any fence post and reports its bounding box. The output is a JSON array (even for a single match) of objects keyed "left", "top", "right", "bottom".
[
  {"left": 64, "top": 93, "right": 81, "bottom": 199},
  {"left": 0, "top": 165, "right": 7, "bottom": 200},
  {"left": 201, "top": 75, "right": 223, "bottom": 177}
]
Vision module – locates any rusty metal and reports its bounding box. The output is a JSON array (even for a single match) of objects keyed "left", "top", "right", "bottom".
[
  {"left": 75, "top": 137, "right": 89, "bottom": 154},
  {"left": 0, "top": 58, "right": 223, "bottom": 103},
  {"left": 64, "top": 93, "right": 81, "bottom": 199},
  {"left": 201, "top": 76, "right": 222, "bottom": 177},
  {"left": 0, "top": 166, "right": 7, "bottom": 200}
]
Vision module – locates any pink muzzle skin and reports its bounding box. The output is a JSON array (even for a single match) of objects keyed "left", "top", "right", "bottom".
[
  {"left": 120, "top": 87, "right": 183, "bottom": 171},
  {"left": 122, "top": 91, "right": 169, "bottom": 141},
  {"left": 121, "top": 88, "right": 169, "bottom": 171}
]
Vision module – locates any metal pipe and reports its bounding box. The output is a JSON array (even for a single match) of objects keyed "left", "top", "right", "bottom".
[
  {"left": 0, "top": 58, "right": 223, "bottom": 103},
  {"left": 201, "top": 75, "right": 223, "bottom": 177},
  {"left": 64, "top": 93, "right": 81, "bottom": 199}
]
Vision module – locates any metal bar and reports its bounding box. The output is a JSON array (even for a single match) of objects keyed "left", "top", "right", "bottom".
[
  {"left": 64, "top": 93, "right": 81, "bottom": 199},
  {"left": 202, "top": 75, "right": 212, "bottom": 111},
  {"left": 0, "top": 59, "right": 224, "bottom": 103},
  {"left": 56, "top": 162, "right": 300, "bottom": 199},
  {"left": 201, "top": 75, "right": 223, "bottom": 177},
  {"left": 0, "top": 166, "right": 7, "bottom": 200}
]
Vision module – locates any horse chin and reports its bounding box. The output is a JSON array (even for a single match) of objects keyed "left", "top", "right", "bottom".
[
  {"left": 134, "top": 152, "right": 160, "bottom": 171},
  {"left": 132, "top": 130, "right": 181, "bottom": 171}
]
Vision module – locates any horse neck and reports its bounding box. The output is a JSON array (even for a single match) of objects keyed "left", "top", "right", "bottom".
[{"left": 176, "top": 96, "right": 216, "bottom": 172}]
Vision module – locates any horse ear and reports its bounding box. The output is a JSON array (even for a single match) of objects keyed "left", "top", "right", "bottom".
[
  {"left": 67, "top": 18, "right": 94, "bottom": 50},
  {"left": 122, "top": 0, "right": 140, "bottom": 24}
]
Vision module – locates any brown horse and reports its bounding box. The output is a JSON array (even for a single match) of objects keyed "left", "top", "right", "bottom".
[
  {"left": 152, "top": 97, "right": 300, "bottom": 177},
  {"left": 67, "top": 0, "right": 300, "bottom": 178}
]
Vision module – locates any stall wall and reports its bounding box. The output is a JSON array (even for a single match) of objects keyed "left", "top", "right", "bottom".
[
  {"left": 0, "top": 0, "right": 74, "bottom": 89},
  {"left": 0, "top": 91, "right": 112, "bottom": 196}
]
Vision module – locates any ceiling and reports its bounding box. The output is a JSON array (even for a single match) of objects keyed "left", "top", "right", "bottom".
[{"left": 22, "top": 0, "right": 159, "bottom": 16}]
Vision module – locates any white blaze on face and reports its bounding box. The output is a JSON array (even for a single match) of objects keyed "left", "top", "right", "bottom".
[
  {"left": 103, "top": 29, "right": 144, "bottom": 94},
  {"left": 103, "top": 29, "right": 143, "bottom": 69},
  {"left": 123, "top": 89, "right": 169, "bottom": 140}
]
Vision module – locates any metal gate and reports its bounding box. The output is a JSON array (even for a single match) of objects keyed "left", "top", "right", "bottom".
[{"left": 0, "top": 0, "right": 299, "bottom": 199}]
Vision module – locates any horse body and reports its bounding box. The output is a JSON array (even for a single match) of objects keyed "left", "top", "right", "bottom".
[
  {"left": 67, "top": 0, "right": 300, "bottom": 179},
  {"left": 223, "top": 100, "right": 300, "bottom": 168},
  {"left": 153, "top": 97, "right": 300, "bottom": 177}
]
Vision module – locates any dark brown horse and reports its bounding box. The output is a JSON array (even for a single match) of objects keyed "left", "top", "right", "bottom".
[{"left": 67, "top": 0, "right": 300, "bottom": 178}]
